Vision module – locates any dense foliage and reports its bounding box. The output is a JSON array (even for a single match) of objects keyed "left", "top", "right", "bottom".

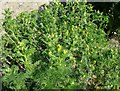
[
  {"left": 90, "top": 2, "right": 120, "bottom": 39},
  {"left": 1, "top": 1, "right": 120, "bottom": 90}
]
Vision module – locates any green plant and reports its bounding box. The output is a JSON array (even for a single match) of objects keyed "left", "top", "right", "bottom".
[
  {"left": 2, "top": 9, "right": 40, "bottom": 90},
  {"left": 89, "top": 2, "right": 120, "bottom": 39},
  {"left": 2, "top": 1, "right": 120, "bottom": 90}
]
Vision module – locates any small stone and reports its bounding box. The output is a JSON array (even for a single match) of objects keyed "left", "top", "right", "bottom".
[
  {"left": 35, "top": 3, "right": 37, "bottom": 6},
  {"left": 19, "top": 2, "right": 23, "bottom": 7}
]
